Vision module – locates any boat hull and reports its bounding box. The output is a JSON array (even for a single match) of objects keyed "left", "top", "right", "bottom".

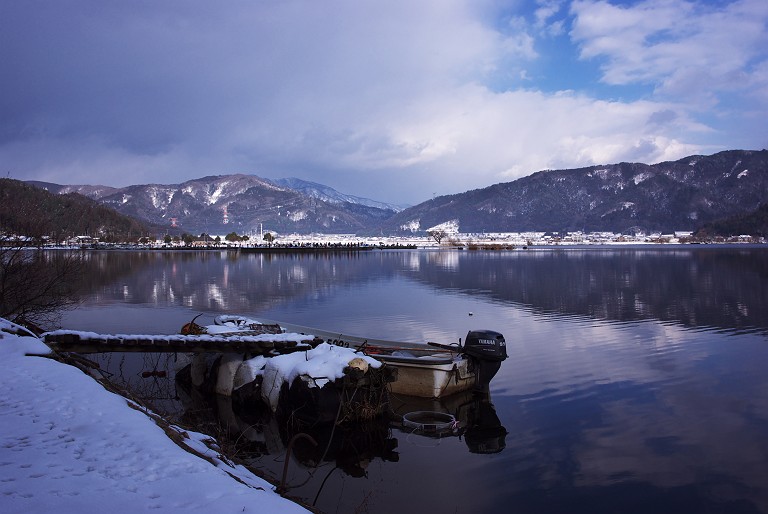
[
  {"left": 212, "top": 315, "right": 487, "bottom": 399},
  {"left": 375, "top": 354, "right": 476, "bottom": 398}
]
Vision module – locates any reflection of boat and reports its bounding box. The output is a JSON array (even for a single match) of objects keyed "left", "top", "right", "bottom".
[
  {"left": 390, "top": 389, "right": 508, "bottom": 453},
  {"left": 175, "top": 373, "right": 504, "bottom": 502},
  {"left": 214, "top": 315, "right": 508, "bottom": 399},
  {"left": 463, "top": 397, "right": 507, "bottom": 454},
  {"left": 175, "top": 374, "right": 399, "bottom": 488}
]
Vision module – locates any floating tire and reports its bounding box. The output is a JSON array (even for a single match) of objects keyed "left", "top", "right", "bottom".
[{"left": 402, "top": 411, "right": 458, "bottom": 436}]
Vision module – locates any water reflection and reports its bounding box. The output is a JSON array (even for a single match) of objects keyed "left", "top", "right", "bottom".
[
  {"left": 488, "top": 318, "right": 768, "bottom": 514},
  {"left": 175, "top": 381, "right": 401, "bottom": 484},
  {"left": 85, "top": 352, "right": 182, "bottom": 415},
  {"left": 67, "top": 247, "right": 768, "bottom": 334},
  {"left": 406, "top": 247, "right": 768, "bottom": 333},
  {"left": 56, "top": 248, "right": 768, "bottom": 513},
  {"left": 390, "top": 391, "right": 507, "bottom": 454},
  {"left": 170, "top": 365, "right": 507, "bottom": 510}
]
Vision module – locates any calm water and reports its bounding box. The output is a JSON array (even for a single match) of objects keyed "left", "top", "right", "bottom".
[{"left": 57, "top": 247, "right": 768, "bottom": 514}]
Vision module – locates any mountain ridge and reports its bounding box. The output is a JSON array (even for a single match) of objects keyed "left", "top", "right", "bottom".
[
  {"left": 25, "top": 149, "right": 768, "bottom": 236},
  {"left": 27, "top": 174, "right": 398, "bottom": 235},
  {"left": 269, "top": 177, "right": 406, "bottom": 212},
  {"left": 379, "top": 149, "right": 768, "bottom": 235}
]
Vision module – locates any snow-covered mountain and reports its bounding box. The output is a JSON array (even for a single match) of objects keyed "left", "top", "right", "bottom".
[
  {"left": 381, "top": 150, "right": 768, "bottom": 235},
  {"left": 270, "top": 178, "right": 406, "bottom": 212},
  {"left": 28, "top": 149, "right": 768, "bottom": 236},
  {"left": 29, "top": 174, "right": 399, "bottom": 235}
]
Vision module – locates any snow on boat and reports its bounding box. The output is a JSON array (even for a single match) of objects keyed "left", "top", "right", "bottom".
[
  {"left": 213, "top": 315, "right": 508, "bottom": 399},
  {"left": 170, "top": 315, "right": 395, "bottom": 423}
]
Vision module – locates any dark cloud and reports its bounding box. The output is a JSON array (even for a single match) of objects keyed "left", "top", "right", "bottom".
[{"left": 1, "top": 1, "right": 763, "bottom": 204}]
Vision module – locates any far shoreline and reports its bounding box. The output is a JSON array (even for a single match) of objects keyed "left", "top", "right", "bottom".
[{"left": 30, "top": 241, "right": 768, "bottom": 253}]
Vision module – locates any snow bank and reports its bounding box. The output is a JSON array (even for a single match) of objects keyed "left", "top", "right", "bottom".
[
  {"left": 0, "top": 318, "right": 51, "bottom": 356},
  {"left": 0, "top": 319, "right": 308, "bottom": 513}
]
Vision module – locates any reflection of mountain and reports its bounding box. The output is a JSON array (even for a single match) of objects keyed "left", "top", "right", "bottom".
[
  {"left": 74, "top": 250, "right": 406, "bottom": 314},
  {"left": 404, "top": 249, "right": 768, "bottom": 333},
  {"left": 73, "top": 249, "right": 768, "bottom": 333}
]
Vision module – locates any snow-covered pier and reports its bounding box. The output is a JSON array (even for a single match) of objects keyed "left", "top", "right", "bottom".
[{"left": 42, "top": 330, "right": 320, "bottom": 354}]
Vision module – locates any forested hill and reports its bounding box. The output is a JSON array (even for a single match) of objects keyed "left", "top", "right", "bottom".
[
  {"left": 695, "top": 203, "right": 768, "bottom": 238},
  {"left": 378, "top": 149, "right": 768, "bottom": 234},
  {"left": 0, "top": 179, "right": 151, "bottom": 241}
]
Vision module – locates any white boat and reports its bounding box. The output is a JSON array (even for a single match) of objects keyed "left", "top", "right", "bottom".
[{"left": 213, "top": 315, "right": 507, "bottom": 399}]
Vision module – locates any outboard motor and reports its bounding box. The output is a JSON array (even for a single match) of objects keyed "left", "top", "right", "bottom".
[{"left": 461, "top": 330, "right": 507, "bottom": 392}]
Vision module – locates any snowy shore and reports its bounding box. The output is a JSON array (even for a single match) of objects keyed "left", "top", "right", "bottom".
[{"left": 0, "top": 319, "right": 309, "bottom": 514}]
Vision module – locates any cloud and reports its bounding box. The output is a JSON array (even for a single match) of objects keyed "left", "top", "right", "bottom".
[
  {"left": 569, "top": 0, "right": 768, "bottom": 104},
  {"left": 534, "top": 0, "right": 567, "bottom": 34},
  {"left": 0, "top": 0, "right": 764, "bottom": 204}
]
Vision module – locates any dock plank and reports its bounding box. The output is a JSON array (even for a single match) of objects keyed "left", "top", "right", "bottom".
[{"left": 42, "top": 331, "right": 321, "bottom": 354}]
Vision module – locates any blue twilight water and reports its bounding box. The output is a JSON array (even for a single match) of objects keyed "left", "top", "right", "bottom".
[{"left": 58, "top": 247, "right": 768, "bottom": 514}]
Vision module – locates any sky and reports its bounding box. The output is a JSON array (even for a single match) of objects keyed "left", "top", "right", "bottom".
[{"left": 1, "top": 0, "right": 767, "bottom": 205}]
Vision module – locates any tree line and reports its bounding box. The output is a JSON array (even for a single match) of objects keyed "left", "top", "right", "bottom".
[
  {"left": 0, "top": 178, "right": 153, "bottom": 330},
  {"left": 0, "top": 178, "right": 152, "bottom": 242}
]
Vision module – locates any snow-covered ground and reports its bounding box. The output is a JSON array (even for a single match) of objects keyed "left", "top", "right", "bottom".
[{"left": 0, "top": 318, "right": 309, "bottom": 514}]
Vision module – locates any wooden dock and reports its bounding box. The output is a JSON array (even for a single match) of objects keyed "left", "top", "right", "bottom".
[{"left": 43, "top": 330, "right": 321, "bottom": 354}]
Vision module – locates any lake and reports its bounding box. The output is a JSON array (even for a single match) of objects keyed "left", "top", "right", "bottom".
[{"left": 57, "top": 246, "right": 768, "bottom": 514}]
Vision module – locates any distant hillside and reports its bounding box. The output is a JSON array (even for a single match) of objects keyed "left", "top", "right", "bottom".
[
  {"left": 0, "top": 179, "right": 151, "bottom": 241},
  {"left": 379, "top": 150, "right": 768, "bottom": 235},
  {"left": 25, "top": 181, "right": 120, "bottom": 199},
  {"left": 29, "top": 175, "right": 399, "bottom": 235},
  {"left": 270, "top": 177, "right": 406, "bottom": 212},
  {"left": 24, "top": 150, "right": 768, "bottom": 236},
  {"left": 694, "top": 203, "right": 768, "bottom": 238}
]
